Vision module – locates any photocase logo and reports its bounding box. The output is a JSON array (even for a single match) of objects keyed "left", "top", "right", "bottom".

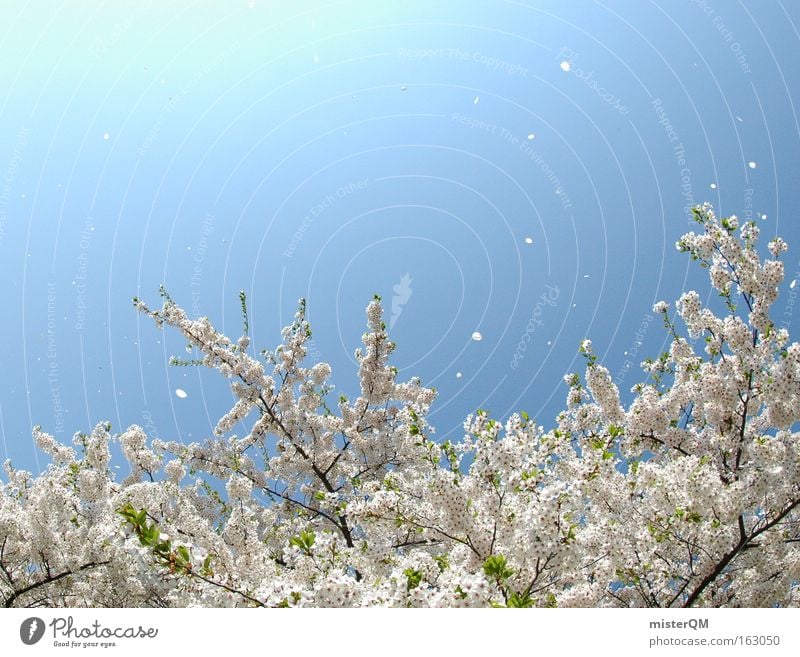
[
  {"left": 20, "top": 617, "right": 45, "bottom": 645},
  {"left": 390, "top": 273, "right": 413, "bottom": 329}
]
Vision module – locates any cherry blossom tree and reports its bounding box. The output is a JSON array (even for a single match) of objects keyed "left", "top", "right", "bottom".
[{"left": 1, "top": 203, "right": 798, "bottom": 607}]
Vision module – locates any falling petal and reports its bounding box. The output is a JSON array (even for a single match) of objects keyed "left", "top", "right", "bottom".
[
  {"left": 524, "top": 237, "right": 534, "bottom": 245},
  {"left": 456, "top": 372, "right": 463, "bottom": 378},
  {"left": 748, "top": 161, "right": 757, "bottom": 169},
  {"left": 560, "top": 61, "right": 571, "bottom": 72},
  {"left": 175, "top": 388, "right": 188, "bottom": 399},
  {"left": 471, "top": 331, "right": 483, "bottom": 342}
]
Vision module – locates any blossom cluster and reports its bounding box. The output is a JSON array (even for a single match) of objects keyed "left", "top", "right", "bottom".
[{"left": 1, "top": 204, "right": 798, "bottom": 608}]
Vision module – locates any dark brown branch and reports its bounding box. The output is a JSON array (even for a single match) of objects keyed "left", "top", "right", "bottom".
[
  {"left": 683, "top": 495, "right": 800, "bottom": 607},
  {"left": 4, "top": 560, "right": 110, "bottom": 608}
]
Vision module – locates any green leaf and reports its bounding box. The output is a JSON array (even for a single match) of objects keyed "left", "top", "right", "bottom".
[
  {"left": 589, "top": 436, "right": 605, "bottom": 450},
  {"left": 483, "top": 554, "right": 514, "bottom": 580},
  {"left": 566, "top": 523, "right": 578, "bottom": 542},
  {"left": 507, "top": 592, "right": 534, "bottom": 607},
  {"left": 289, "top": 530, "right": 316, "bottom": 555},
  {"left": 403, "top": 568, "right": 423, "bottom": 591},
  {"left": 116, "top": 504, "right": 137, "bottom": 524},
  {"left": 202, "top": 554, "right": 214, "bottom": 576},
  {"left": 177, "top": 545, "right": 191, "bottom": 565}
]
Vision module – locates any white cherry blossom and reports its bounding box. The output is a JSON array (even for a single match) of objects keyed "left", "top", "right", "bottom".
[{"left": 1, "top": 204, "right": 798, "bottom": 608}]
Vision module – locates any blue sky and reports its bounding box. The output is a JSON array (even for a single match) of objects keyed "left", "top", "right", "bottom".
[{"left": 1, "top": 0, "right": 799, "bottom": 472}]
